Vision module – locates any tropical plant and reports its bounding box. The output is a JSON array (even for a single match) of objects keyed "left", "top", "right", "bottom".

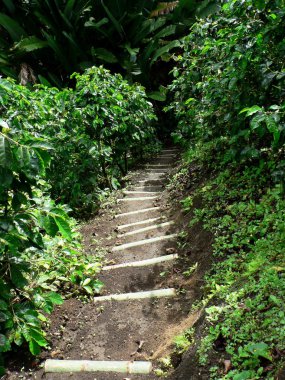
[
  {"left": 0, "top": 62, "right": 157, "bottom": 371},
  {"left": 166, "top": 0, "right": 285, "bottom": 377},
  {"left": 1, "top": 66, "right": 157, "bottom": 214},
  {"left": 166, "top": 0, "right": 285, "bottom": 161},
  {"left": 0, "top": 100, "right": 100, "bottom": 375},
  {"left": 0, "top": 0, "right": 218, "bottom": 89}
]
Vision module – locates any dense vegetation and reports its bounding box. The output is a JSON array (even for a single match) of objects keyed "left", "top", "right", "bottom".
[
  {"left": 0, "top": 0, "right": 284, "bottom": 378},
  {"left": 0, "top": 0, "right": 217, "bottom": 91},
  {"left": 0, "top": 66, "right": 157, "bottom": 373},
  {"left": 167, "top": 0, "right": 285, "bottom": 378}
]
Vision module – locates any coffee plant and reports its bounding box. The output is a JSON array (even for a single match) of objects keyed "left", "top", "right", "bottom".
[
  {"left": 1, "top": 66, "right": 157, "bottom": 214},
  {"left": 0, "top": 66, "right": 157, "bottom": 373}
]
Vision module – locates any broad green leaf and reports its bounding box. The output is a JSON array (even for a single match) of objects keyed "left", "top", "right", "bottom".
[
  {"left": 27, "top": 140, "right": 54, "bottom": 151},
  {"left": 83, "top": 285, "right": 93, "bottom": 294},
  {"left": 43, "top": 215, "right": 58, "bottom": 237},
  {"left": 46, "top": 292, "right": 63, "bottom": 305},
  {"left": 0, "top": 13, "right": 26, "bottom": 41},
  {"left": 16, "top": 146, "right": 31, "bottom": 168},
  {"left": 10, "top": 265, "right": 28, "bottom": 288},
  {"left": 29, "top": 339, "right": 41, "bottom": 355},
  {"left": 154, "top": 25, "right": 177, "bottom": 40},
  {"left": 233, "top": 371, "right": 256, "bottom": 380},
  {"left": 93, "top": 280, "right": 104, "bottom": 294},
  {"left": 14, "top": 36, "right": 49, "bottom": 52},
  {"left": 82, "top": 278, "right": 91, "bottom": 286},
  {"left": 239, "top": 105, "right": 262, "bottom": 116},
  {"left": 147, "top": 91, "right": 166, "bottom": 102},
  {"left": 0, "top": 135, "right": 12, "bottom": 168},
  {"left": 150, "top": 40, "right": 181, "bottom": 65},
  {"left": 28, "top": 328, "right": 47, "bottom": 347},
  {"left": 13, "top": 330, "right": 23, "bottom": 346},
  {"left": 91, "top": 48, "right": 118, "bottom": 63},
  {"left": 54, "top": 215, "right": 72, "bottom": 240},
  {"left": 247, "top": 342, "right": 272, "bottom": 360}
]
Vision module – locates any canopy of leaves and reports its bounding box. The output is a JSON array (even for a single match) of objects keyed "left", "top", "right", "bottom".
[{"left": 0, "top": 0, "right": 218, "bottom": 88}]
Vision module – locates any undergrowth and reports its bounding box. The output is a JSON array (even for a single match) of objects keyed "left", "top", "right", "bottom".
[
  {"left": 174, "top": 143, "right": 285, "bottom": 379},
  {"left": 166, "top": 0, "right": 285, "bottom": 377}
]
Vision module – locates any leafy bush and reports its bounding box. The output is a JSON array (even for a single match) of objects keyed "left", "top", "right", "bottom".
[
  {"left": 1, "top": 66, "right": 157, "bottom": 214},
  {"left": 166, "top": 0, "right": 285, "bottom": 165},
  {"left": 0, "top": 65, "right": 156, "bottom": 372},
  {"left": 167, "top": 0, "right": 285, "bottom": 378},
  {"left": 0, "top": 0, "right": 218, "bottom": 88},
  {"left": 0, "top": 116, "right": 101, "bottom": 374}
]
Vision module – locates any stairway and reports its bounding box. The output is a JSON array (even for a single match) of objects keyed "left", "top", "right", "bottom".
[{"left": 44, "top": 149, "right": 183, "bottom": 379}]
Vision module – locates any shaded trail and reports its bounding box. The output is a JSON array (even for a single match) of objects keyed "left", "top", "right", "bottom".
[{"left": 8, "top": 149, "right": 200, "bottom": 380}]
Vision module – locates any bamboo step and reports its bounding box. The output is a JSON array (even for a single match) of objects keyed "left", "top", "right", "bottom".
[
  {"left": 112, "top": 234, "right": 177, "bottom": 252},
  {"left": 103, "top": 253, "right": 178, "bottom": 270}
]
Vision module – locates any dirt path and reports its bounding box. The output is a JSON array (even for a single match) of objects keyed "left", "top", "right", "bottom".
[{"left": 6, "top": 149, "right": 202, "bottom": 380}]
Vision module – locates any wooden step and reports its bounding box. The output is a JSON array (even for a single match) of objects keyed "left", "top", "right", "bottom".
[
  {"left": 114, "top": 207, "right": 161, "bottom": 218},
  {"left": 45, "top": 359, "right": 152, "bottom": 374},
  {"left": 145, "top": 164, "right": 170, "bottom": 168},
  {"left": 132, "top": 185, "right": 163, "bottom": 190},
  {"left": 123, "top": 190, "right": 160, "bottom": 195},
  {"left": 117, "top": 217, "right": 164, "bottom": 230},
  {"left": 117, "top": 196, "right": 158, "bottom": 202},
  {"left": 117, "top": 221, "right": 174, "bottom": 238},
  {"left": 103, "top": 253, "right": 178, "bottom": 270},
  {"left": 112, "top": 233, "right": 177, "bottom": 252},
  {"left": 94, "top": 288, "right": 176, "bottom": 302}
]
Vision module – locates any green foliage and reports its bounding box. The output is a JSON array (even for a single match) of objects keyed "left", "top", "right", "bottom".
[
  {"left": 174, "top": 328, "right": 194, "bottom": 354},
  {"left": 1, "top": 66, "right": 157, "bottom": 214},
  {"left": 166, "top": 0, "right": 285, "bottom": 160},
  {"left": 192, "top": 165, "right": 285, "bottom": 379},
  {"left": 0, "top": 0, "right": 216, "bottom": 88},
  {"left": 167, "top": 0, "right": 285, "bottom": 377},
  {"left": 0, "top": 65, "right": 156, "bottom": 371},
  {"left": 0, "top": 125, "right": 90, "bottom": 372}
]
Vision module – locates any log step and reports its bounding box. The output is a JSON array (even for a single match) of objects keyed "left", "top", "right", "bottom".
[
  {"left": 161, "top": 149, "right": 178, "bottom": 153},
  {"left": 117, "top": 221, "right": 174, "bottom": 238},
  {"left": 132, "top": 185, "right": 163, "bottom": 190},
  {"left": 123, "top": 190, "right": 161, "bottom": 195},
  {"left": 103, "top": 253, "right": 178, "bottom": 270},
  {"left": 145, "top": 168, "right": 168, "bottom": 171},
  {"left": 45, "top": 360, "right": 152, "bottom": 374},
  {"left": 112, "top": 233, "right": 177, "bottom": 252},
  {"left": 117, "top": 196, "right": 158, "bottom": 202},
  {"left": 145, "top": 164, "right": 170, "bottom": 167},
  {"left": 94, "top": 288, "right": 176, "bottom": 302},
  {"left": 117, "top": 217, "right": 164, "bottom": 230},
  {"left": 114, "top": 207, "right": 161, "bottom": 218}
]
